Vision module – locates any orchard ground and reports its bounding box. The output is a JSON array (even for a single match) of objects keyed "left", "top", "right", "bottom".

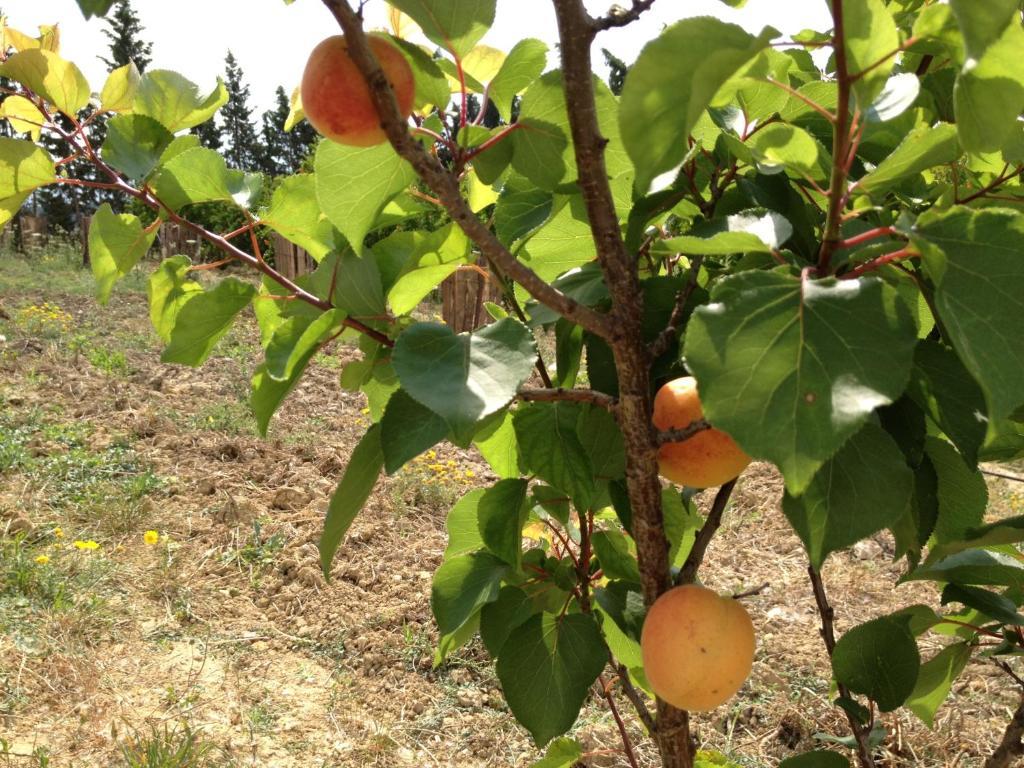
[{"left": 1, "top": 246, "right": 1022, "bottom": 768}]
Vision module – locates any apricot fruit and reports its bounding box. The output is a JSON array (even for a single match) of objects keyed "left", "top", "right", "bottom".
[
  {"left": 640, "top": 584, "right": 755, "bottom": 711},
  {"left": 653, "top": 376, "right": 750, "bottom": 488},
  {"left": 301, "top": 34, "right": 415, "bottom": 147}
]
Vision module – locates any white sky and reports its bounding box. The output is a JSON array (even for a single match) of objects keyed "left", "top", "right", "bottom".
[{"left": 8, "top": 0, "right": 831, "bottom": 114}]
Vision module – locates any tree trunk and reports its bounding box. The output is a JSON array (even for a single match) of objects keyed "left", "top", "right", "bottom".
[{"left": 985, "top": 692, "right": 1024, "bottom": 768}]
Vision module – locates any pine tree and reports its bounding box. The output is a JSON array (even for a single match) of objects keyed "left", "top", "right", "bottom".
[
  {"left": 191, "top": 118, "right": 223, "bottom": 152},
  {"left": 258, "top": 86, "right": 317, "bottom": 176},
  {"left": 220, "top": 51, "right": 261, "bottom": 171},
  {"left": 602, "top": 48, "right": 628, "bottom": 96},
  {"left": 99, "top": 0, "right": 153, "bottom": 72}
]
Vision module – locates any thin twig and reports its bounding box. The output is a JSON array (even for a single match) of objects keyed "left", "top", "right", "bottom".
[
  {"left": 592, "top": 0, "right": 659, "bottom": 31},
  {"left": 678, "top": 479, "right": 737, "bottom": 584},
  {"left": 598, "top": 675, "right": 641, "bottom": 768},
  {"left": 516, "top": 387, "right": 618, "bottom": 410},
  {"left": 808, "top": 566, "right": 877, "bottom": 768},
  {"left": 614, "top": 659, "right": 657, "bottom": 732},
  {"left": 649, "top": 255, "right": 704, "bottom": 359},
  {"left": 983, "top": 469, "right": 1024, "bottom": 484}
]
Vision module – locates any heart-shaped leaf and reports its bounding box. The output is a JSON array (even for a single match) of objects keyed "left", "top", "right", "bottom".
[{"left": 392, "top": 318, "right": 537, "bottom": 437}]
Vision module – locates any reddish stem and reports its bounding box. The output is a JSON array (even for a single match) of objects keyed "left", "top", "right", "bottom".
[
  {"left": 841, "top": 247, "right": 918, "bottom": 279},
  {"left": 836, "top": 226, "right": 898, "bottom": 249}
]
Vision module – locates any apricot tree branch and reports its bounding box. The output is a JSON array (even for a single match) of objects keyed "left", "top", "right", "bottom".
[
  {"left": 650, "top": 255, "right": 704, "bottom": 359},
  {"left": 318, "top": 0, "right": 612, "bottom": 340},
  {"left": 614, "top": 658, "right": 657, "bottom": 732},
  {"left": 808, "top": 566, "right": 877, "bottom": 768},
  {"left": 818, "top": 0, "right": 855, "bottom": 274},
  {"left": 678, "top": 479, "right": 737, "bottom": 585},
  {"left": 516, "top": 387, "right": 618, "bottom": 410},
  {"left": 592, "top": 0, "right": 659, "bottom": 31},
  {"left": 985, "top": 690, "right": 1024, "bottom": 768}
]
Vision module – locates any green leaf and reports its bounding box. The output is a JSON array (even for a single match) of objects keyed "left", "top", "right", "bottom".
[
  {"left": 925, "top": 437, "right": 987, "bottom": 544},
  {"left": 932, "top": 517, "right": 1024, "bottom": 560},
  {"left": 387, "top": 0, "right": 495, "bottom": 59},
  {"left": 135, "top": 70, "right": 228, "bottom": 133},
  {"left": 102, "top": 114, "right": 175, "bottom": 181},
  {"left": 100, "top": 62, "right": 140, "bottom": 113},
  {"left": 908, "top": 341, "right": 987, "bottom": 467},
  {"left": 953, "top": 22, "right": 1024, "bottom": 153},
  {"left": 855, "top": 124, "right": 959, "bottom": 197},
  {"left": 512, "top": 73, "right": 627, "bottom": 191},
  {"left": 554, "top": 319, "right": 583, "bottom": 389},
  {"left": 905, "top": 642, "right": 971, "bottom": 728},
  {"left": 477, "top": 479, "right": 529, "bottom": 568},
  {"left": 942, "top": 584, "right": 1024, "bottom": 626},
  {"left": 264, "top": 310, "right": 344, "bottom": 382},
  {"left": 259, "top": 174, "right": 341, "bottom": 262},
  {"left": 592, "top": 530, "right": 641, "bottom": 583},
  {"left": 514, "top": 402, "right": 595, "bottom": 510},
  {"left": 161, "top": 279, "right": 256, "bottom": 366},
  {"left": 435, "top": 611, "right": 480, "bottom": 666},
  {"left": 0, "top": 49, "right": 90, "bottom": 115},
  {"left": 319, "top": 424, "right": 384, "bottom": 575},
  {"left": 529, "top": 738, "right": 584, "bottom": 768},
  {"left": 865, "top": 73, "right": 921, "bottom": 123},
  {"left": 949, "top": 0, "right": 1020, "bottom": 59},
  {"left": 911, "top": 207, "right": 1024, "bottom": 424},
  {"left": 906, "top": 549, "right": 1024, "bottom": 589},
  {"left": 840, "top": 0, "right": 901, "bottom": 106},
  {"left": 620, "top": 17, "right": 773, "bottom": 192},
  {"left": 684, "top": 272, "right": 917, "bottom": 494},
  {"left": 0, "top": 95, "right": 44, "bottom": 141},
  {"left": 489, "top": 38, "right": 548, "bottom": 121},
  {"left": 150, "top": 147, "right": 261, "bottom": 210},
  {"left": 147, "top": 256, "right": 202, "bottom": 343},
  {"left": 496, "top": 613, "right": 607, "bottom": 746},
  {"left": 74, "top": 0, "right": 117, "bottom": 18},
  {"left": 747, "top": 123, "right": 829, "bottom": 181},
  {"left": 832, "top": 616, "right": 920, "bottom": 712},
  {"left": 431, "top": 551, "right": 508, "bottom": 635},
  {"left": 0, "top": 137, "right": 56, "bottom": 227},
  {"left": 780, "top": 753, "right": 850, "bottom": 768},
  {"left": 659, "top": 209, "right": 793, "bottom": 255},
  {"left": 577, "top": 405, "right": 625, "bottom": 482},
  {"left": 473, "top": 410, "right": 521, "bottom": 479},
  {"left": 251, "top": 355, "right": 318, "bottom": 438},
  {"left": 319, "top": 249, "right": 387, "bottom": 321},
  {"left": 315, "top": 140, "right": 416, "bottom": 253},
  {"left": 494, "top": 173, "right": 553, "bottom": 246},
  {"left": 392, "top": 318, "right": 537, "bottom": 437},
  {"left": 88, "top": 203, "right": 158, "bottom": 304},
  {"left": 480, "top": 585, "right": 537, "bottom": 657},
  {"left": 391, "top": 38, "right": 450, "bottom": 113},
  {"left": 782, "top": 423, "right": 913, "bottom": 569},
  {"left": 444, "top": 489, "right": 487, "bottom": 559},
  {"left": 519, "top": 195, "right": 597, "bottom": 284},
  {"left": 387, "top": 224, "right": 471, "bottom": 315},
  {"left": 380, "top": 389, "right": 449, "bottom": 474}
]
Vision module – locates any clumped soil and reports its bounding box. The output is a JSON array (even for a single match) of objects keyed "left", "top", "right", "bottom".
[{"left": 1, "top": 263, "right": 1022, "bottom": 767}]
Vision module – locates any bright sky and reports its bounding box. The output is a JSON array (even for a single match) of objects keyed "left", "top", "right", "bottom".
[{"left": 9, "top": 0, "right": 831, "bottom": 114}]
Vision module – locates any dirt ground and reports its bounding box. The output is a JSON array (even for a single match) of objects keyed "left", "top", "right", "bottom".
[{"left": 1, "top": 250, "right": 1023, "bottom": 768}]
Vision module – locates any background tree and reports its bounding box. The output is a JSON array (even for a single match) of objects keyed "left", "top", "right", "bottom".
[
  {"left": 602, "top": 47, "right": 628, "bottom": 96},
  {"left": 258, "top": 85, "right": 317, "bottom": 176},
  {"left": 220, "top": 51, "right": 261, "bottom": 171},
  {"left": 99, "top": 0, "right": 152, "bottom": 72}
]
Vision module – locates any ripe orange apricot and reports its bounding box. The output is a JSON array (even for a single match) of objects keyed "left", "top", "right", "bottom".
[
  {"left": 640, "top": 584, "right": 755, "bottom": 712},
  {"left": 653, "top": 376, "right": 750, "bottom": 488},
  {"left": 301, "top": 34, "right": 415, "bottom": 147}
]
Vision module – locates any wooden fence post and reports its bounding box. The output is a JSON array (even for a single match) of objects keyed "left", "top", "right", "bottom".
[{"left": 441, "top": 259, "right": 503, "bottom": 333}]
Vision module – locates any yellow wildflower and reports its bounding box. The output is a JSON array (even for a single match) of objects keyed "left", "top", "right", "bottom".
[
  {"left": 34, "top": 554, "right": 50, "bottom": 565},
  {"left": 427, "top": 450, "right": 437, "bottom": 460},
  {"left": 464, "top": 470, "right": 475, "bottom": 479},
  {"left": 73, "top": 540, "right": 100, "bottom": 551},
  {"left": 53, "top": 527, "right": 64, "bottom": 538},
  {"left": 143, "top": 530, "right": 159, "bottom": 546}
]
